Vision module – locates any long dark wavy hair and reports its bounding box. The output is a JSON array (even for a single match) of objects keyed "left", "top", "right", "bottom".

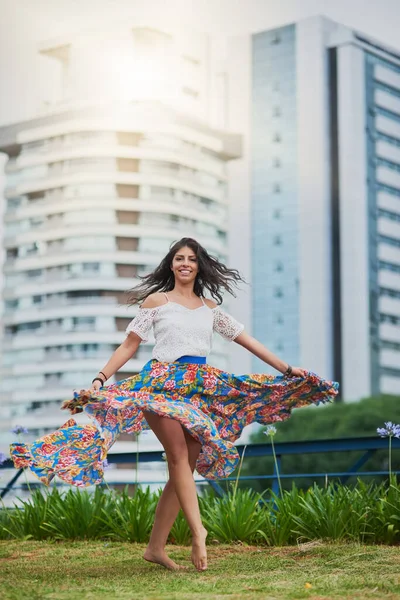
[{"left": 127, "top": 237, "right": 246, "bottom": 305}]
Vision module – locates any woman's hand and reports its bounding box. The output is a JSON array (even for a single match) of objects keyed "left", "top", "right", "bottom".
[
  {"left": 90, "top": 379, "right": 104, "bottom": 393},
  {"left": 287, "top": 366, "right": 308, "bottom": 378}
]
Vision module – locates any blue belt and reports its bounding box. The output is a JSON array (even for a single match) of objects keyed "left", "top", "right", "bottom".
[{"left": 175, "top": 355, "right": 207, "bottom": 365}]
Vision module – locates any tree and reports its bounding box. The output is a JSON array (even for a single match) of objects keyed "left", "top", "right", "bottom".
[{"left": 243, "top": 395, "right": 400, "bottom": 491}]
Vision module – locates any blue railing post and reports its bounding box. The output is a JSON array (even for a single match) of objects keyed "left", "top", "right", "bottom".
[
  {"left": 340, "top": 449, "right": 376, "bottom": 484},
  {"left": 206, "top": 480, "right": 225, "bottom": 496},
  {"left": 0, "top": 467, "right": 24, "bottom": 499}
]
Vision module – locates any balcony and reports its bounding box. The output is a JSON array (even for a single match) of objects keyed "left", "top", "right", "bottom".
[
  {"left": 6, "top": 168, "right": 226, "bottom": 205},
  {"left": 43, "top": 350, "right": 112, "bottom": 362},
  {"left": 4, "top": 323, "right": 97, "bottom": 340},
  {"left": 3, "top": 274, "right": 143, "bottom": 297},
  {"left": 32, "top": 295, "right": 119, "bottom": 310}
]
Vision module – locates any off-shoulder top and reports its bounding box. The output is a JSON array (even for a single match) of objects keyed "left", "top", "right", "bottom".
[{"left": 125, "top": 293, "right": 244, "bottom": 363}]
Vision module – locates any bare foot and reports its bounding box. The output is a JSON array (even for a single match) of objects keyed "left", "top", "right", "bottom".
[
  {"left": 143, "top": 547, "right": 187, "bottom": 571},
  {"left": 191, "top": 527, "right": 208, "bottom": 571}
]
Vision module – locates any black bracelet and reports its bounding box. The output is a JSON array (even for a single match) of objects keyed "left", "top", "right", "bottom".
[
  {"left": 99, "top": 371, "right": 108, "bottom": 381},
  {"left": 283, "top": 365, "right": 293, "bottom": 378},
  {"left": 92, "top": 377, "right": 105, "bottom": 386}
]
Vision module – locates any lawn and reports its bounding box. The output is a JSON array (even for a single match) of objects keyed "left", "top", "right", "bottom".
[{"left": 1, "top": 541, "right": 399, "bottom": 600}]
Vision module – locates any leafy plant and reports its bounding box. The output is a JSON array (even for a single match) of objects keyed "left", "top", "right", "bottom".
[
  {"left": 41, "top": 486, "right": 112, "bottom": 540},
  {"left": 169, "top": 509, "right": 191, "bottom": 545},
  {"left": 200, "top": 487, "right": 266, "bottom": 544},
  {"left": 100, "top": 486, "right": 157, "bottom": 542}
]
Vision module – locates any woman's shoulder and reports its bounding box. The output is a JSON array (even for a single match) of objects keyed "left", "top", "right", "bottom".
[
  {"left": 140, "top": 294, "right": 220, "bottom": 310},
  {"left": 203, "top": 298, "right": 218, "bottom": 310},
  {"left": 140, "top": 292, "right": 168, "bottom": 309}
]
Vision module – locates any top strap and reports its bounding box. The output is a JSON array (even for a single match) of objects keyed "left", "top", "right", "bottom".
[
  {"left": 200, "top": 296, "right": 206, "bottom": 306},
  {"left": 163, "top": 292, "right": 170, "bottom": 303}
]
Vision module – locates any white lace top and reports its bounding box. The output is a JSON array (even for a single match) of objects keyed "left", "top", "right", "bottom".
[{"left": 125, "top": 295, "right": 244, "bottom": 363}]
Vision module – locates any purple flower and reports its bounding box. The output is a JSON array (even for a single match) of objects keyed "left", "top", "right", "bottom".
[
  {"left": 11, "top": 425, "right": 29, "bottom": 435},
  {"left": 377, "top": 422, "right": 400, "bottom": 439},
  {"left": 264, "top": 425, "right": 277, "bottom": 437},
  {"left": 102, "top": 459, "right": 111, "bottom": 470},
  {"left": 0, "top": 452, "right": 7, "bottom": 466}
]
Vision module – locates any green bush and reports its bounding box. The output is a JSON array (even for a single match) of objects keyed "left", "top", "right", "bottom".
[{"left": 1, "top": 479, "right": 399, "bottom": 545}]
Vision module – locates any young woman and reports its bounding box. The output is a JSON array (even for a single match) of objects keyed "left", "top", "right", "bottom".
[{"left": 11, "top": 237, "right": 339, "bottom": 572}]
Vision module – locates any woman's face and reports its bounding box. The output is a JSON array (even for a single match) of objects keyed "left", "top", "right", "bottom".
[{"left": 171, "top": 246, "right": 199, "bottom": 284}]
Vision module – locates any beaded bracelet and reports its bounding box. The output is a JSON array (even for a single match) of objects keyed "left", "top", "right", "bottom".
[
  {"left": 92, "top": 377, "right": 105, "bottom": 386},
  {"left": 283, "top": 365, "right": 293, "bottom": 378}
]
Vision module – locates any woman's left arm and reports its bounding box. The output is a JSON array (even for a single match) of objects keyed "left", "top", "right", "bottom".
[{"left": 233, "top": 330, "right": 307, "bottom": 377}]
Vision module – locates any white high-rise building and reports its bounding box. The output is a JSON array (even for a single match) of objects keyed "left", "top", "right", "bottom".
[
  {"left": 244, "top": 16, "right": 400, "bottom": 401},
  {"left": 0, "top": 25, "right": 242, "bottom": 480}
]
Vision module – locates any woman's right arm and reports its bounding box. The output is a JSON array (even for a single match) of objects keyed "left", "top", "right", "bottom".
[
  {"left": 91, "top": 293, "right": 166, "bottom": 390},
  {"left": 91, "top": 332, "right": 142, "bottom": 390}
]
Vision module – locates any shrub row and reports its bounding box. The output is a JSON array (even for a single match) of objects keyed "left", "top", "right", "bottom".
[{"left": 1, "top": 480, "right": 399, "bottom": 545}]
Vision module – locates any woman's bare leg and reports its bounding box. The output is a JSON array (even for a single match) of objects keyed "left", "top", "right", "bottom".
[
  {"left": 145, "top": 428, "right": 201, "bottom": 567},
  {"left": 142, "top": 412, "right": 207, "bottom": 571}
]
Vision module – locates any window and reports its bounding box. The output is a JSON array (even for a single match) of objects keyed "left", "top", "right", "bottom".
[
  {"left": 380, "top": 287, "right": 400, "bottom": 300},
  {"left": 381, "top": 339, "right": 400, "bottom": 351},
  {"left": 72, "top": 317, "right": 96, "bottom": 326},
  {"left": 27, "top": 269, "right": 42, "bottom": 278},
  {"left": 83, "top": 262, "right": 100, "bottom": 272},
  {"left": 273, "top": 209, "right": 281, "bottom": 219},
  {"left": 271, "top": 34, "right": 281, "bottom": 45},
  {"left": 379, "top": 208, "right": 400, "bottom": 223},
  {"left": 273, "top": 133, "right": 281, "bottom": 143},
  {"left": 30, "top": 217, "right": 45, "bottom": 228},
  {"left": 33, "top": 295, "right": 42, "bottom": 304},
  {"left": 273, "top": 158, "right": 281, "bottom": 168},
  {"left": 380, "top": 313, "right": 400, "bottom": 325},
  {"left": 273, "top": 183, "right": 281, "bottom": 194},
  {"left": 379, "top": 234, "right": 400, "bottom": 248},
  {"left": 380, "top": 260, "right": 400, "bottom": 273},
  {"left": 6, "top": 248, "right": 18, "bottom": 259},
  {"left": 19, "top": 321, "right": 41, "bottom": 331},
  {"left": 273, "top": 235, "right": 282, "bottom": 246},
  {"left": 276, "top": 342, "right": 284, "bottom": 352},
  {"left": 273, "top": 106, "right": 281, "bottom": 117},
  {"left": 5, "top": 299, "right": 18, "bottom": 311},
  {"left": 45, "top": 373, "right": 62, "bottom": 382},
  {"left": 274, "top": 287, "right": 283, "bottom": 298},
  {"left": 275, "top": 261, "right": 283, "bottom": 272},
  {"left": 276, "top": 314, "right": 284, "bottom": 324},
  {"left": 381, "top": 366, "right": 400, "bottom": 377}
]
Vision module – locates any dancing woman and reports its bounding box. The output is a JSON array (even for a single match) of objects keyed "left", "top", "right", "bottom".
[{"left": 11, "top": 237, "right": 339, "bottom": 572}]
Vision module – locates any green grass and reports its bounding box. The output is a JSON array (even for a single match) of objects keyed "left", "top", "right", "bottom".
[{"left": 1, "top": 541, "right": 399, "bottom": 599}]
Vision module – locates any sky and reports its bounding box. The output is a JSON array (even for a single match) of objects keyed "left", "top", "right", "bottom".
[{"left": 1, "top": 0, "right": 400, "bottom": 128}]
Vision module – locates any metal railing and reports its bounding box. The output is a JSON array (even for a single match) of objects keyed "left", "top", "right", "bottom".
[{"left": 1, "top": 436, "right": 399, "bottom": 499}]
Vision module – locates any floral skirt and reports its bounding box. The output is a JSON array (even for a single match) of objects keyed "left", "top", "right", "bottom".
[{"left": 10, "top": 359, "right": 339, "bottom": 487}]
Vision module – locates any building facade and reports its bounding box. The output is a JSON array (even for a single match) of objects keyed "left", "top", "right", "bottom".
[
  {"left": 0, "top": 26, "right": 242, "bottom": 474},
  {"left": 250, "top": 16, "right": 400, "bottom": 400}
]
